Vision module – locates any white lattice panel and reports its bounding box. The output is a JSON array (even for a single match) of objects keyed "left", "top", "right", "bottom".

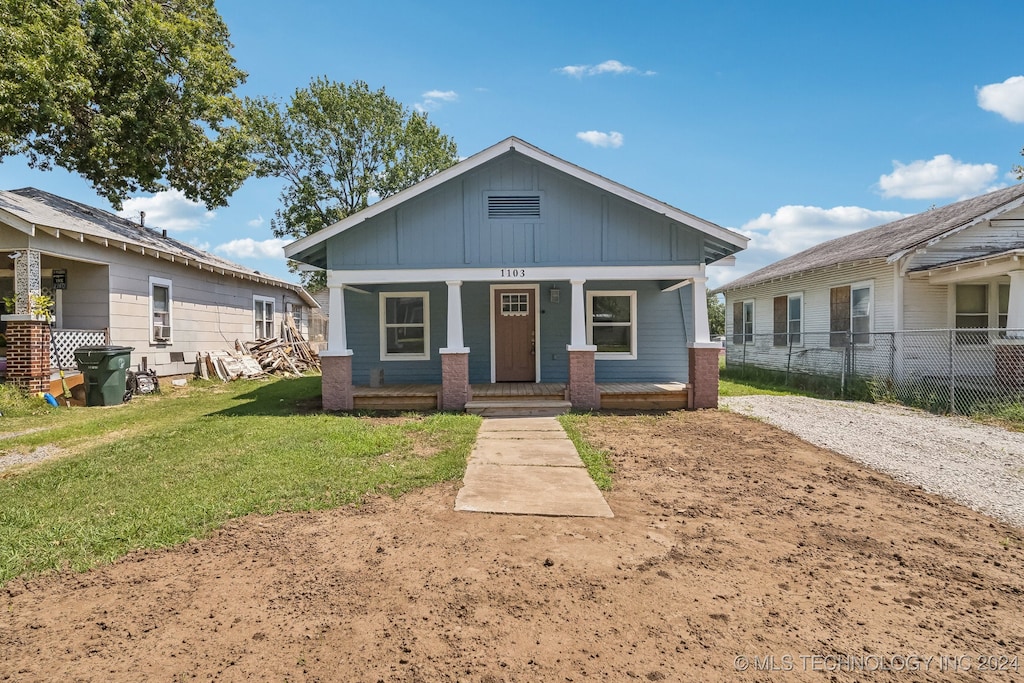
[{"left": 50, "top": 329, "right": 107, "bottom": 370}]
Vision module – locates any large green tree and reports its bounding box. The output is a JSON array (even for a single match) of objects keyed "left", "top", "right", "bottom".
[
  {"left": 0, "top": 0, "right": 249, "bottom": 209},
  {"left": 241, "top": 78, "right": 459, "bottom": 285},
  {"left": 707, "top": 292, "right": 725, "bottom": 336}
]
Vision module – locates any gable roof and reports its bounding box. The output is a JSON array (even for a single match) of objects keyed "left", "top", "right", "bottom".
[
  {"left": 0, "top": 188, "right": 316, "bottom": 306},
  {"left": 718, "top": 183, "right": 1024, "bottom": 292},
  {"left": 284, "top": 136, "right": 748, "bottom": 267}
]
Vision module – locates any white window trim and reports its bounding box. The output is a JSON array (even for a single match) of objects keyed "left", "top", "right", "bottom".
[
  {"left": 149, "top": 276, "right": 173, "bottom": 344},
  {"left": 831, "top": 281, "right": 873, "bottom": 346},
  {"left": 776, "top": 292, "right": 803, "bottom": 347},
  {"left": 586, "top": 290, "right": 638, "bottom": 360},
  {"left": 253, "top": 295, "right": 276, "bottom": 339},
  {"left": 949, "top": 280, "right": 1011, "bottom": 345},
  {"left": 740, "top": 299, "right": 754, "bottom": 344},
  {"left": 379, "top": 291, "right": 430, "bottom": 361}
]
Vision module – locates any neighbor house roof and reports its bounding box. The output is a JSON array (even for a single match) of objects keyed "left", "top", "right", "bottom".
[
  {"left": 285, "top": 136, "right": 748, "bottom": 268},
  {"left": 718, "top": 183, "right": 1024, "bottom": 292},
  {"left": 0, "top": 187, "right": 317, "bottom": 307}
]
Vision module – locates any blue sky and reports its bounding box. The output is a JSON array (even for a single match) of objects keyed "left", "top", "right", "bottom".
[{"left": 2, "top": 0, "right": 1023, "bottom": 288}]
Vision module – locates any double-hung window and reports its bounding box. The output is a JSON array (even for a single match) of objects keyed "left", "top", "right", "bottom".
[
  {"left": 830, "top": 282, "right": 871, "bottom": 346},
  {"left": 732, "top": 300, "right": 754, "bottom": 344},
  {"left": 773, "top": 294, "right": 802, "bottom": 346},
  {"left": 149, "top": 277, "right": 172, "bottom": 343},
  {"left": 954, "top": 284, "right": 989, "bottom": 345},
  {"left": 380, "top": 292, "right": 430, "bottom": 360},
  {"left": 587, "top": 291, "right": 637, "bottom": 359},
  {"left": 254, "top": 295, "right": 275, "bottom": 339}
]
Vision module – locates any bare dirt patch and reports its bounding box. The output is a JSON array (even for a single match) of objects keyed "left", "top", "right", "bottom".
[{"left": 1, "top": 410, "right": 1022, "bottom": 681}]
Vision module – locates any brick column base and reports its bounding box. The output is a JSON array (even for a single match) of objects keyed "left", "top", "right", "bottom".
[
  {"left": 440, "top": 352, "right": 471, "bottom": 411},
  {"left": 321, "top": 353, "right": 354, "bottom": 411},
  {"left": 688, "top": 345, "right": 721, "bottom": 410},
  {"left": 3, "top": 318, "right": 51, "bottom": 395},
  {"left": 994, "top": 341, "right": 1024, "bottom": 390},
  {"left": 567, "top": 349, "right": 599, "bottom": 411}
]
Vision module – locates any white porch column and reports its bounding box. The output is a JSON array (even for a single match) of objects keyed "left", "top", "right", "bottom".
[
  {"left": 326, "top": 284, "right": 352, "bottom": 354},
  {"left": 1006, "top": 270, "right": 1024, "bottom": 338},
  {"left": 691, "top": 276, "right": 711, "bottom": 344},
  {"left": 441, "top": 280, "right": 469, "bottom": 353},
  {"left": 567, "top": 279, "right": 595, "bottom": 350}
]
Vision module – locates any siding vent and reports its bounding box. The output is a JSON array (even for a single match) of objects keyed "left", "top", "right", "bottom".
[{"left": 488, "top": 194, "right": 541, "bottom": 220}]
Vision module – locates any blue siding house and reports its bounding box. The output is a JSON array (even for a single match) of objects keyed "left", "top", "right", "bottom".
[{"left": 284, "top": 137, "right": 747, "bottom": 411}]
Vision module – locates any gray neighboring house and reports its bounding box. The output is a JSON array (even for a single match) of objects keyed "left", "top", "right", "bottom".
[
  {"left": 0, "top": 187, "right": 317, "bottom": 393},
  {"left": 717, "top": 184, "right": 1024, "bottom": 393},
  {"left": 285, "top": 136, "right": 748, "bottom": 411}
]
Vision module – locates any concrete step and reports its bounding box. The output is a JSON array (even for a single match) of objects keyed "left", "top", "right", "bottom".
[{"left": 465, "top": 400, "right": 572, "bottom": 417}]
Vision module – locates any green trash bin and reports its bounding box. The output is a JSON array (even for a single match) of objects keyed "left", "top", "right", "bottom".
[{"left": 73, "top": 346, "right": 135, "bottom": 406}]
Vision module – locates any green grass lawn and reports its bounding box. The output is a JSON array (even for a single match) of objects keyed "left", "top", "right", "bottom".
[{"left": 0, "top": 377, "right": 480, "bottom": 584}]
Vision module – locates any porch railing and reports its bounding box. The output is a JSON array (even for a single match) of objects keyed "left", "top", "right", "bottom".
[{"left": 50, "top": 328, "right": 109, "bottom": 371}]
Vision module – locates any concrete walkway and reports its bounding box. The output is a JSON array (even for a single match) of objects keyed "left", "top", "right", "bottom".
[{"left": 454, "top": 417, "right": 614, "bottom": 517}]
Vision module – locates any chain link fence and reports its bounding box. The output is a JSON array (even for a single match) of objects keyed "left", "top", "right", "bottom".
[{"left": 725, "top": 329, "right": 1024, "bottom": 415}]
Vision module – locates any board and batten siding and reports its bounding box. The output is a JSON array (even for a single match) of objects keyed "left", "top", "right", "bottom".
[
  {"left": 327, "top": 154, "right": 707, "bottom": 272},
  {"left": 338, "top": 279, "right": 696, "bottom": 385}
]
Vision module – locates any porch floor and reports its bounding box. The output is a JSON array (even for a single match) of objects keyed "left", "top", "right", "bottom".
[{"left": 351, "top": 381, "right": 689, "bottom": 411}]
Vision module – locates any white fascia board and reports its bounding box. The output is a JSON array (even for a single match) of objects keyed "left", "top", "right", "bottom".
[
  {"left": 911, "top": 249, "right": 1024, "bottom": 284},
  {"left": 285, "top": 136, "right": 747, "bottom": 258},
  {"left": 0, "top": 207, "right": 36, "bottom": 236},
  {"left": 327, "top": 264, "right": 706, "bottom": 287}
]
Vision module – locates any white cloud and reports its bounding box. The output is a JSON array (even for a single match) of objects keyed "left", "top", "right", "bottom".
[
  {"left": 414, "top": 89, "right": 458, "bottom": 113},
  {"left": 118, "top": 189, "right": 215, "bottom": 232},
  {"left": 709, "top": 204, "right": 909, "bottom": 290},
  {"left": 556, "top": 59, "right": 655, "bottom": 78},
  {"left": 576, "top": 130, "right": 624, "bottom": 148},
  {"left": 976, "top": 75, "right": 1024, "bottom": 123},
  {"left": 878, "top": 154, "right": 1000, "bottom": 199},
  {"left": 213, "top": 238, "right": 289, "bottom": 260},
  {"left": 739, "top": 205, "right": 907, "bottom": 255},
  {"left": 247, "top": 215, "right": 264, "bottom": 228}
]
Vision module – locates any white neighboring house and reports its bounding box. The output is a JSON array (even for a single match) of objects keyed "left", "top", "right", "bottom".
[
  {"left": 0, "top": 187, "right": 317, "bottom": 392},
  {"left": 716, "top": 184, "right": 1024, "bottom": 390}
]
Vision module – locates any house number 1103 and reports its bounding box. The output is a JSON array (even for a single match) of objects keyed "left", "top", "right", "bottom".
[{"left": 500, "top": 268, "right": 526, "bottom": 278}]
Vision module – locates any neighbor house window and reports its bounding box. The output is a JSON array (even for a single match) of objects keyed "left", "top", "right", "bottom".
[
  {"left": 773, "top": 294, "right": 802, "bottom": 346},
  {"left": 830, "top": 282, "right": 871, "bottom": 346},
  {"left": 254, "top": 295, "right": 275, "bottom": 339},
  {"left": 149, "top": 276, "right": 172, "bottom": 343},
  {"left": 954, "top": 284, "right": 989, "bottom": 345},
  {"left": 732, "top": 300, "right": 754, "bottom": 344},
  {"left": 379, "top": 292, "right": 429, "bottom": 360},
  {"left": 587, "top": 291, "right": 637, "bottom": 359}
]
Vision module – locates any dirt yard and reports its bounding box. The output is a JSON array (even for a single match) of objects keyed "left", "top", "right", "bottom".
[{"left": 2, "top": 410, "right": 1022, "bottom": 682}]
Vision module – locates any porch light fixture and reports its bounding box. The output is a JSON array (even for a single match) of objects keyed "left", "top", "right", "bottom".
[{"left": 549, "top": 286, "right": 560, "bottom": 303}]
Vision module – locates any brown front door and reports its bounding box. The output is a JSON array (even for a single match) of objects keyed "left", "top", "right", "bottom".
[{"left": 494, "top": 288, "right": 536, "bottom": 382}]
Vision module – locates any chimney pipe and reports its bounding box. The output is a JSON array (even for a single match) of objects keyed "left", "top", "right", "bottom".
[{"left": 139, "top": 210, "right": 145, "bottom": 227}]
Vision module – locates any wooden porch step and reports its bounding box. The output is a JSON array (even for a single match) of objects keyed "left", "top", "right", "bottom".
[{"left": 464, "top": 400, "right": 572, "bottom": 417}]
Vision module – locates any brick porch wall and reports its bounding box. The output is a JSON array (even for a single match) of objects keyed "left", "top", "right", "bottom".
[
  {"left": 567, "top": 349, "right": 599, "bottom": 411},
  {"left": 5, "top": 319, "right": 51, "bottom": 395},
  {"left": 688, "top": 345, "right": 720, "bottom": 409},
  {"left": 321, "top": 353, "right": 354, "bottom": 411},
  {"left": 440, "top": 352, "right": 470, "bottom": 411}
]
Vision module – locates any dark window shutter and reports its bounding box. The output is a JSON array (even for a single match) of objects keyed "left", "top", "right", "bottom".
[
  {"left": 773, "top": 296, "right": 788, "bottom": 346},
  {"left": 830, "top": 286, "right": 851, "bottom": 347}
]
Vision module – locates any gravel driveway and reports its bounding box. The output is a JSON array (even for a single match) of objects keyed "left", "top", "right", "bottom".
[{"left": 721, "top": 395, "right": 1024, "bottom": 528}]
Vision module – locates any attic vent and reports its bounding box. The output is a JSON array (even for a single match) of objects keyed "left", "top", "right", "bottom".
[{"left": 488, "top": 194, "right": 541, "bottom": 220}]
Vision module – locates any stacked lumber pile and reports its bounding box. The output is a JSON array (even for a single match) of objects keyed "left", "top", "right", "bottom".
[{"left": 197, "top": 320, "right": 320, "bottom": 381}]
